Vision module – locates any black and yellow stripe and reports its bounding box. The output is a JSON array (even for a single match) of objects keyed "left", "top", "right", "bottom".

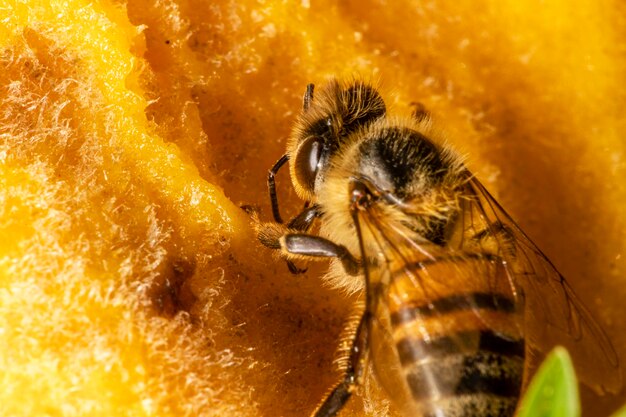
[{"left": 385, "top": 255, "right": 524, "bottom": 417}]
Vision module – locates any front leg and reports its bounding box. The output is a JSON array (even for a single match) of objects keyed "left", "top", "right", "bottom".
[
  {"left": 272, "top": 204, "right": 322, "bottom": 274},
  {"left": 287, "top": 204, "right": 320, "bottom": 231},
  {"left": 283, "top": 234, "right": 360, "bottom": 276},
  {"left": 256, "top": 220, "right": 360, "bottom": 276}
]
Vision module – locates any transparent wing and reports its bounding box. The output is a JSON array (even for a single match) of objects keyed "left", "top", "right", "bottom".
[
  {"left": 465, "top": 176, "right": 621, "bottom": 394},
  {"left": 353, "top": 197, "right": 525, "bottom": 415}
]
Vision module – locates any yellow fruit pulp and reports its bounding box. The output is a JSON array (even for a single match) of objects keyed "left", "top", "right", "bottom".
[{"left": 0, "top": 0, "right": 625, "bottom": 416}]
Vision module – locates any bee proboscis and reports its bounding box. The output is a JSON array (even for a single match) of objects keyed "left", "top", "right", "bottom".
[{"left": 254, "top": 79, "right": 621, "bottom": 417}]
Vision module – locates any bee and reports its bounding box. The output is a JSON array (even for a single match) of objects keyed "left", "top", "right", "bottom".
[{"left": 254, "top": 79, "right": 621, "bottom": 417}]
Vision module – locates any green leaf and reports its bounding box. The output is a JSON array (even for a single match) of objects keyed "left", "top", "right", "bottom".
[
  {"left": 610, "top": 405, "right": 626, "bottom": 417},
  {"left": 517, "top": 346, "right": 580, "bottom": 417}
]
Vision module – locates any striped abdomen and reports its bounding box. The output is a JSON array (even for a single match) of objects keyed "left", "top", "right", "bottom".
[{"left": 380, "top": 254, "right": 524, "bottom": 417}]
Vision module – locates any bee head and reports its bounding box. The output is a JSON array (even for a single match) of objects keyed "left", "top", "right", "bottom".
[{"left": 288, "top": 80, "right": 386, "bottom": 201}]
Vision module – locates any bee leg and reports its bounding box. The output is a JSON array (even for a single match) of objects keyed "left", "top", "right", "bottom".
[
  {"left": 255, "top": 218, "right": 359, "bottom": 275},
  {"left": 287, "top": 204, "right": 321, "bottom": 231},
  {"left": 286, "top": 261, "right": 306, "bottom": 275},
  {"left": 255, "top": 227, "right": 309, "bottom": 274},
  {"left": 281, "top": 234, "right": 361, "bottom": 276},
  {"left": 267, "top": 152, "right": 319, "bottom": 273},
  {"left": 284, "top": 204, "right": 322, "bottom": 274},
  {"left": 268, "top": 154, "right": 290, "bottom": 224},
  {"left": 313, "top": 312, "right": 369, "bottom": 417}
]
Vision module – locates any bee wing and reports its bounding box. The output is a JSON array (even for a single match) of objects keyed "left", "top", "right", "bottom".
[
  {"left": 353, "top": 200, "right": 525, "bottom": 415},
  {"left": 466, "top": 176, "right": 622, "bottom": 394}
]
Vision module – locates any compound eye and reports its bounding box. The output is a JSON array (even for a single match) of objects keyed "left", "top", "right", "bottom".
[{"left": 294, "top": 135, "right": 324, "bottom": 193}]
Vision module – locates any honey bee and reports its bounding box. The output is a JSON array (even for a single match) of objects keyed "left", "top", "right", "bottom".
[{"left": 254, "top": 79, "right": 621, "bottom": 417}]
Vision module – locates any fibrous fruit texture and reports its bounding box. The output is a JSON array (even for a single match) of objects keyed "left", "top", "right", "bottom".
[{"left": 0, "top": 1, "right": 625, "bottom": 416}]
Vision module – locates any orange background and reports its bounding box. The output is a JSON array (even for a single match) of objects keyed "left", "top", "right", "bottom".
[{"left": 1, "top": 1, "right": 625, "bottom": 416}]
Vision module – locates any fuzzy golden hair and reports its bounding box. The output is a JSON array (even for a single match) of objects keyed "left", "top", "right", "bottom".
[
  {"left": 287, "top": 78, "right": 387, "bottom": 202},
  {"left": 314, "top": 111, "right": 467, "bottom": 292}
]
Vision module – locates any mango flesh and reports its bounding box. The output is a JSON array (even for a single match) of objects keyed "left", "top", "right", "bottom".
[{"left": 1, "top": 1, "right": 625, "bottom": 416}]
